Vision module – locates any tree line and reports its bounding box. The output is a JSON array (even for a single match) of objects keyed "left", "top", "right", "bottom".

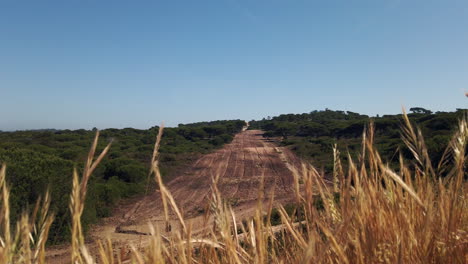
[
  {"left": 249, "top": 108, "right": 466, "bottom": 174},
  {"left": 0, "top": 120, "right": 245, "bottom": 243}
]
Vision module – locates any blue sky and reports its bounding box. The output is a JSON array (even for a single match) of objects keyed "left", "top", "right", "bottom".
[{"left": 1, "top": 0, "right": 467, "bottom": 130}]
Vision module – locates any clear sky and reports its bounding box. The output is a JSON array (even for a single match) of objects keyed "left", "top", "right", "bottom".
[{"left": 1, "top": 0, "right": 467, "bottom": 130}]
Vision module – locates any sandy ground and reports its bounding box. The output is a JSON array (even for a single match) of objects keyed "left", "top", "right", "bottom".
[{"left": 47, "top": 129, "right": 302, "bottom": 263}]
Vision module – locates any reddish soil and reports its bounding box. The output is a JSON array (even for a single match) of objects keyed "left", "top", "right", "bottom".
[{"left": 47, "top": 129, "right": 302, "bottom": 262}]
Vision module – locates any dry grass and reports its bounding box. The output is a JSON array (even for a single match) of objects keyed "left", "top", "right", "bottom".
[{"left": 0, "top": 111, "right": 467, "bottom": 263}]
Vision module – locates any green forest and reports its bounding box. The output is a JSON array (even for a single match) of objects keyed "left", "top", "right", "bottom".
[
  {"left": 0, "top": 120, "right": 245, "bottom": 243},
  {"left": 249, "top": 108, "right": 467, "bottom": 174}
]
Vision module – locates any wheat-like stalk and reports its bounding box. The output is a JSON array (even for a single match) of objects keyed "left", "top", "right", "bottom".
[{"left": 70, "top": 130, "right": 112, "bottom": 264}]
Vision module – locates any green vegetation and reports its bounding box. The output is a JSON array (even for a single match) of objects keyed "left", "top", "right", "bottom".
[
  {"left": 0, "top": 120, "right": 245, "bottom": 243},
  {"left": 249, "top": 108, "right": 466, "bottom": 174}
]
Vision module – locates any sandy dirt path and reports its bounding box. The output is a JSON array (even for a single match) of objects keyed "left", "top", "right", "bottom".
[{"left": 47, "top": 129, "right": 301, "bottom": 262}]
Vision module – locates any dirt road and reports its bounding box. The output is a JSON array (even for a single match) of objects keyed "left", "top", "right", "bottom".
[{"left": 48, "top": 129, "right": 301, "bottom": 262}]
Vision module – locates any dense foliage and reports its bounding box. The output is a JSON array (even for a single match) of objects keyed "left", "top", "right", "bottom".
[
  {"left": 249, "top": 108, "right": 466, "bottom": 174},
  {"left": 0, "top": 120, "right": 245, "bottom": 243}
]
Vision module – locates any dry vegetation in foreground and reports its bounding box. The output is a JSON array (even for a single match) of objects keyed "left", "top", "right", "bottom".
[{"left": 0, "top": 111, "right": 467, "bottom": 263}]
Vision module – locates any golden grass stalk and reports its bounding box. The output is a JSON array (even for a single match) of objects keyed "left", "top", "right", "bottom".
[
  {"left": 150, "top": 125, "right": 187, "bottom": 234},
  {"left": 70, "top": 130, "right": 112, "bottom": 264},
  {"left": 32, "top": 191, "right": 54, "bottom": 264}
]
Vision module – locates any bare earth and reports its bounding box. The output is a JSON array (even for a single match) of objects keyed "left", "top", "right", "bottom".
[{"left": 47, "top": 129, "right": 302, "bottom": 262}]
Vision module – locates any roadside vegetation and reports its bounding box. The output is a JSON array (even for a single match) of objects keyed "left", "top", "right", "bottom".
[
  {"left": 0, "top": 109, "right": 466, "bottom": 263},
  {"left": 0, "top": 120, "right": 245, "bottom": 243},
  {"left": 250, "top": 107, "right": 466, "bottom": 175}
]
